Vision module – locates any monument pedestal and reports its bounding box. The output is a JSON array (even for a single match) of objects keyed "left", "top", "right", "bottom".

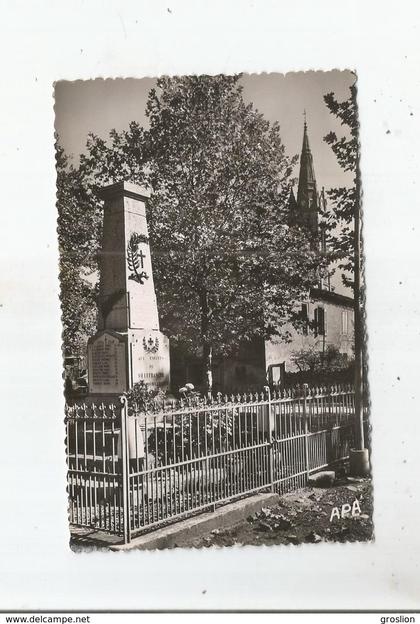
[{"left": 88, "top": 328, "right": 170, "bottom": 395}]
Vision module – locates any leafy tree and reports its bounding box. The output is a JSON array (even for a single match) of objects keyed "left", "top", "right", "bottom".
[
  {"left": 291, "top": 344, "right": 352, "bottom": 375},
  {"left": 56, "top": 143, "right": 101, "bottom": 357},
  {"left": 290, "top": 345, "right": 320, "bottom": 374},
  {"left": 79, "top": 124, "right": 149, "bottom": 188},
  {"left": 143, "top": 75, "right": 325, "bottom": 392},
  {"left": 323, "top": 84, "right": 367, "bottom": 451},
  {"left": 323, "top": 84, "right": 359, "bottom": 290}
]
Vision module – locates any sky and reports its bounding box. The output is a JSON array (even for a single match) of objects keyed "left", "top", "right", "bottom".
[{"left": 55, "top": 70, "right": 356, "bottom": 190}]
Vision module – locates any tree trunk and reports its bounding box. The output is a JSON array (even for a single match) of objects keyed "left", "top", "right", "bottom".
[
  {"left": 200, "top": 289, "right": 213, "bottom": 396},
  {"left": 203, "top": 342, "right": 213, "bottom": 397}
]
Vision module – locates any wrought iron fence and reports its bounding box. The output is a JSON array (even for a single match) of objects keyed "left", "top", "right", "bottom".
[{"left": 65, "top": 383, "right": 362, "bottom": 544}]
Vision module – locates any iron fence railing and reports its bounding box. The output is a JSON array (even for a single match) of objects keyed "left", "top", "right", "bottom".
[{"left": 65, "top": 383, "right": 363, "bottom": 544}]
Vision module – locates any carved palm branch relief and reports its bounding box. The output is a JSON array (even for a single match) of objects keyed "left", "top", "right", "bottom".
[{"left": 127, "top": 232, "right": 150, "bottom": 284}]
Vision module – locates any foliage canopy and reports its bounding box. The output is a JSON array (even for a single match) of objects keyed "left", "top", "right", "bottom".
[{"left": 323, "top": 84, "right": 359, "bottom": 290}]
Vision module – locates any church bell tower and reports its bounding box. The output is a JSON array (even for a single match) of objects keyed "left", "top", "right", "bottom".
[{"left": 296, "top": 117, "right": 319, "bottom": 234}]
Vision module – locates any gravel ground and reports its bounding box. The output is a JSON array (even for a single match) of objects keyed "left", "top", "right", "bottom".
[{"left": 188, "top": 476, "right": 373, "bottom": 548}]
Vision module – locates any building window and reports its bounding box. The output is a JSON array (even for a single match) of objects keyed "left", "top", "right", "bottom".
[
  {"left": 341, "top": 310, "right": 348, "bottom": 335},
  {"left": 314, "top": 306, "right": 326, "bottom": 337},
  {"left": 301, "top": 303, "right": 309, "bottom": 335}
]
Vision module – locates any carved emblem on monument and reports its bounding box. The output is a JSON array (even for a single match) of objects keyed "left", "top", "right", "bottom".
[
  {"left": 127, "top": 232, "right": 150, "bottom": 284},
  {"left": 143, "top": 335, "right": 160, "bottom": 353}
]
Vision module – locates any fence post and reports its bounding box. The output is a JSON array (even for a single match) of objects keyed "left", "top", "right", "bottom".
[
  {"left": 303, "top": 384, "right": 310, "bottom": 482},
  {"left": 120, "top": 395, "right": 131, "bottom": 544},
  {"left": 264, "top": 386, "right": 275, "bottom": 492}
]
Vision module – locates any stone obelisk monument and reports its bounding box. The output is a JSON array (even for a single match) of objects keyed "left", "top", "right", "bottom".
[{"left": 87, "top": 182, "right": 170, "bottom": 395}]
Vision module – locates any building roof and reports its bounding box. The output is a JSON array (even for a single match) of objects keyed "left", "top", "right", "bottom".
[{"left": 310, "top": 287, "right": 354, "bottom": 308}]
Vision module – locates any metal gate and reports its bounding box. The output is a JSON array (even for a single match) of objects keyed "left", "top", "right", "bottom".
[{"left": 66, "top": 401, "right": 128, "bottom": 538}]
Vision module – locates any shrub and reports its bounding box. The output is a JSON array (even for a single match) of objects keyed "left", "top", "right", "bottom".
[{"left": 124, "top": 381, "right": 166, "bottom": 414}]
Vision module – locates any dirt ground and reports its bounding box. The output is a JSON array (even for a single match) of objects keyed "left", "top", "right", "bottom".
[{"left": 188, "top": 476, "right": 373, "bottom": 548}]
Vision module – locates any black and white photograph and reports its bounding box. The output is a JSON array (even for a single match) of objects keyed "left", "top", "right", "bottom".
[
  {"left": 56, "top": 71, "right": 372, "bottom": 551},
  {"left": 2, "top": 0, "right": 420, "bottom": 615}
]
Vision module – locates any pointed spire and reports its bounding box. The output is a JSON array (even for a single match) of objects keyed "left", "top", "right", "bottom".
[
  {"left": 301, "top": 111, "right": 311, "bottom": 156},
  {"left": 296, "top": 116, "right": 319, "bottom": 234},
  {"left": 288, "top": 186, "right": 297, "bottom": 211}
]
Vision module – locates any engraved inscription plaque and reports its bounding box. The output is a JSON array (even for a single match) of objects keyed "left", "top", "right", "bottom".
[
  {"left": 130, "top": 329, "right": 170, "bottom": 390},
  {"left": 87, "top": 331, "right": 127, "bottom": 394}
]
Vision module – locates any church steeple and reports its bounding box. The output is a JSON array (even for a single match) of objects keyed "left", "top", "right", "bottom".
[{"left": 296, "top": 117, "right": 319, "bottom": 234}]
